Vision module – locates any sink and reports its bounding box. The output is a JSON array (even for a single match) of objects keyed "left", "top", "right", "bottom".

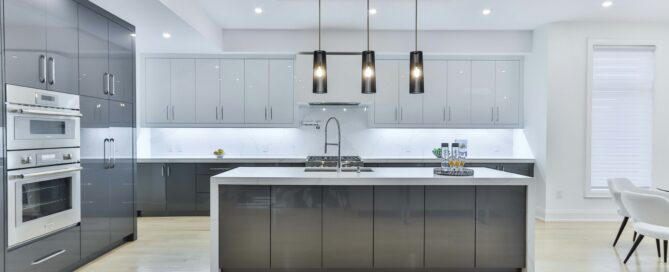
[{"left": 304, "top": 167, "right": 373, "bottom": 172}]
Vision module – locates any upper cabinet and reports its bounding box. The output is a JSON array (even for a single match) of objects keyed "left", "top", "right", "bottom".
[
  {"left": 4, "top": 0, "right": 78, "bottom": 94},
  {"left": 145, "top": 56, "right": 294, "bottom": 127},
  {"left": 295, "top": 54, "right": 372, "bottom": 105},
  {"left": 79, "top": 5, "right": 134, "bottom": 103},
  {"left": 372, "top": 58, "right": 522, "bottom": 128}
]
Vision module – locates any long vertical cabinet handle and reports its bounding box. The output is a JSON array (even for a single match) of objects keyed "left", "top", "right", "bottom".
[
  {"left": 221, "top": 107, "right": 224, "bottom": 121},
  {"left": 443, "top": 107, "right": 446, "bottom": 121},
  {"left": 395, "top": 108, "right": 398, "bottom": 121},
  {"left": 48, "top": 57, "right": 55, "bottom": 85},
  {"left": 161, "top": 165, "right": 165, "bottom": 177},
  {"left": 167, "top": 166, "right": 171, "bottom": 177},
  {"left": 110, "top": 74, "right": 115, "bottom": 96},
  {"left": 490, "top": 107, "right": 494, "bottom": 122},
  {"left": 400, "top": 108, "right": 403, "bottom": 121},
  {"left": 166, "top": 106, "right": 169, "bottom": 121},
  {"left": 110, "top": 138, "right": 116, "bottom": 168},
  {"left": 215, "top": 106, "right": 219, "bottom": 120},
  {"left": 103, "top": 73, "right": 109, "bottom": 94},
  {"left": 264, "top": 107, "right": 267, "bottom": 120},
  {"left": 38, "top": 55, "right": 46, "bottom": 83},
  {"left": 172, "top": 106, "right": 175, "bottom": 121},
  {"left": 103, "top": 138, "right": 109, "bottom": 169},
  {"left": 270, "top": 107, "right": 273, "bottom": 120}
]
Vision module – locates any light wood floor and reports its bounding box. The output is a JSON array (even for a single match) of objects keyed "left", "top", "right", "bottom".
[{"left": 77, "top": 217, "right": 668, "bottom": 272}]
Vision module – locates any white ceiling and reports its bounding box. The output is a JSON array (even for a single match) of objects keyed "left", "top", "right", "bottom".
[{"left": 197, "top": 0, "right": 669, "bottom": 30}]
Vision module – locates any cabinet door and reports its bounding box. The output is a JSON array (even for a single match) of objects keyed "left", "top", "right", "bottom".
[
  {"left": 78, "top": 6, "right": 109, "bottom": 99},
  {"left": 470, "top": 61, "right": 496, "bottom": 125},
  {"left": 136, "top": 164, "right": 166, "bottom": 216},
  {"left": 447, "top": 61, "right": 471, "bottom": 126},
  {"left": 165, "top": 164, "right": 196, "bottom": 214},
  {"left": 423, "top": 61, "right": 448, "bottom": 125},
  {"left": 425, "top": 186, "right": 476, "bottom": 268},
  {"left": 195, "top": 59, "right": 221, "bottom": 124},
  {"left": 268, "top": 59, "right": 294, "bottom": 124},
  {"left": 271, "top": 186, "right": 322, "bottom": 269},
  {"left": 374, "top": 60, "right": 399, "bottom": 124},
  {"left": 170, "top": 59, "right": 196, "bottom": 123},
  {"left": 476, "top": 186, "right": 527, "bottom": 268},
  {"left": 374, "top": 186, "right": 424, "bottom": 268},
  {"left": 398, "top": 60, "right": 424, "bottom": 124},
  {"left": 495, "top": 61, "right": 521, "bottom": 127},
  {"left": 4, "top": 0, "right": 47, "bottom": 90},
  {"left": 108, "top": 21, "right": 135, "bottom": 103},
  {"left": 219, "top": 186, "right": 270, "bottom": 270},
  {"left": 220, "top": 59, "right": 246, "bottom": 123},
  {"left": 80, "top": 105, "right": 110, "bottom": 257},
  {"left": 323, "top": 186, "right": 373, "bottom": 269},
  {"left": 46, "top": 0, "right": 78, "bottom": 94},
  {"left": 80, "top": 96, "right": 109, "bottom": 128},
  {"left": 6, "top": 226, "right": 81, "bottom": 272},
  {"left": 109, "top": 102, "right": 134, "bottom": 241},
  {"left": 145, "top": 59, "right": 171, "bottom": 123},
  {"left": 244, "top": 60, "right": 269, "bottom": 123}
]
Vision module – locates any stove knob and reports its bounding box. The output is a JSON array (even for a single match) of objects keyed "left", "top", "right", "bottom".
[{"left": 21, "top": 156, "right": 32, "bottom": 164}]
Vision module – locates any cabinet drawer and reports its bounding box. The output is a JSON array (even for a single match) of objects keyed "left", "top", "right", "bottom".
[
  {"left": 196, "top": 164, "right": 236, "bottom": 175},
  {"left": 7, "top": 226, "right": 81, "bottom": 272},
  {"left": 196, "top": 175, "right": 211, "bottom": 193}
]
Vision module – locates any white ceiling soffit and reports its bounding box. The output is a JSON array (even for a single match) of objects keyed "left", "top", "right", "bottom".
[
  {"left": 196, "top": 0, "right": 669, "bottom": 30},
  {"left": 90, "top": 0, "right": 223, "bottom": 53}
]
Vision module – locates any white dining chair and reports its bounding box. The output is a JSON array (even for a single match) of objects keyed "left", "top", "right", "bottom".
[
  {"left": 621, "top": 190, "right": 669, "bottom": 264},
  {"left": 608, "top": 178, "right": 639, "bottom": 246}
]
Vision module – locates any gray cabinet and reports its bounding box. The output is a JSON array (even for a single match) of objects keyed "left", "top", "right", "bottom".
[
  {"left": 79, "top": 5, "right": 134, "bottom": 102},
  {"left": 476, "top": 186, "right": 527, "bottom": 268},
  {"left": 109, "top": 101, "right": 134, "bottom": 242},
  {"left": 374, "top": 186, "right": 425, "bottom": 268},
  {"left": 136, "top": 164, "right": 167, "bottom": 216},
  {"left": 145, "top": 59, "right": 196, "bottom": 123},
  {"left": 4, "top": 0, "right": 78, "bottom": 94},
  {"left": 244, "top": 59, "right": 270, "bottom": 123},
  {"left": 165, "top": 164, "right": 197, "bottom": 214},
  {"left": 219, "top": 186, "right": 271, "bottom": 270},
  {"left": 136, "top": 163, "right": 198, "bottom": 216},
  {"left": 271, "top": 186, "right": 322, "bottom": 269},
  {"left": 425, "top": 186, "right": 476, "bottom": 268},
  {"left": 244, "top": 59, "right": 294, "bottom": 124},
  {"left": 6, "top": 226, "right": 81, "bottom": 272},
  {"left": 374, "top": 60, "right": 400, "bottom": 124},
  {"left": 144, "top": 59, "right": 171, "bottom": 124},
  {"left": 423, "top": 60, "right": 448, "bottom": 125},
  {"left": 322, "top": 186, "right": 373, "bottom": 269},
  {"left": 195, "top": 59, "right": 246, "bottom": 124},
  {"left": 170, "top": 59, "right": 196, "bottom": 123}
]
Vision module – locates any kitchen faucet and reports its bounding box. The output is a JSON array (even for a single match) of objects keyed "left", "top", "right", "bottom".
[{"left": 324, "top": 117, "right": 342, "bottom": 173}]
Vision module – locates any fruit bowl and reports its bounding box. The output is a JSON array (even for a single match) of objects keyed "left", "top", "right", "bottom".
[{"left": 213, "top": 148, "right": 225, "bottom": 158}]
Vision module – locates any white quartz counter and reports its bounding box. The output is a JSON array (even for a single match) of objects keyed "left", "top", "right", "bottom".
[
  {"left": 210, "top": 167, "right": 532, "bottom": 186},
  {"left": 137, "top": 156, "right": 535, "bottom": 164}
]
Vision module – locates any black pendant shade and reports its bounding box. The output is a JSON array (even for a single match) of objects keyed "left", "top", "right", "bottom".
[
  {"left": 313, "top": 50, "right": 328, "bottom": 94},
  {"left": 409, "top": 50, "right": 424, "bottom": 94},
  {"left": 361, "top": 50, "right": 376, "bottom": 94}
]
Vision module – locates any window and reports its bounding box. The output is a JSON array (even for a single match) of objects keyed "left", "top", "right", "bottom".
[{"left": 588, "top": 44, "right": 655, "bottom": 193}]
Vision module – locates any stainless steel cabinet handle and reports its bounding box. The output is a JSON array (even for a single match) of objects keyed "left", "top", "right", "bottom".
[
  {"left": 443, "top": 107, "right": 446, "bottom": 121},
  {"left": 221, "top": 106, "right": 224, "bottom": 121},
  {"left": 110, "top": 138, "right": 116, "bottom": 168},
  {"left": 110, "top": 74, "right": 116, "bottom": 95},
  {"left": 165, "top": 106, "right": 169, "bottom": 120},
  {"left": 10, "top": 108, "right": 82, "bottom": 117},
  {"left": 491, "top": 107, "right": 494, "bottom": 122},
  {"left": 209, "top": 168, "right": 232, "bottom": 171},
  {"left": 48, "top": 57, "right": 55, "bottom": 85},
  {"left": 103, "top": 138, "right": 109, "bottom": 169},
  {"left": 103, "top": 73, "right": 109, "bottom": 94},
  {"left": 161, "top": 165, "right": 165, "bottom": 177},
  {"left": 400, "top": 108, "right": 403, "bottom": 121},
  {"left": 31, "top": 249, "right": 66, "bottom": 266},
  {"left": 172, "top": 106, "right": 175, "bottom": 120},
  {"left": 264, "top": 107, "right": 267, "bottom": 120},
  {"left": 270, "top": 107, "right": 273, "bottom": 120},
  {"left": 167, "top": 166, "right": 171, "bottom": 177},
  {"left": 215, "top": 106, "right": 219, "bottom": 120},
  {"left": 38, "top": 55, "right": 46, "bottom": 83},
  {"left": 13, "top": 167, "right": 83, "bottom": 180}
]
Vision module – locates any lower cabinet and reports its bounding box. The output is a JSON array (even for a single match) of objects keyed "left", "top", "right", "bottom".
[
  {"left": 218, "top": 185, "right": 527, "bottom": 271},
  {"left": 165, "top": 164, "right": 197, "bottom": 215},
  {"left": 6, "top": 226, "right": 81, "bottom": 272},
  {"left": 137, "top": 163, "right": 212, "bottom": 216}
]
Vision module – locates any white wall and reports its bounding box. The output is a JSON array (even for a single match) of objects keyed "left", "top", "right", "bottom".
[
  {"left": 221, "top": 29, "right": 533, "bottom": 54},
  {"left": 536, "top": 22, "right": 669, "bottom": 221}
]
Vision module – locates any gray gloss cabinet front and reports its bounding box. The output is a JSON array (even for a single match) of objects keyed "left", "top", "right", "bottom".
[
  {"left": 219, "top": 186, "right": 270, "bottom": 270},
  {"left": 78, "top": 5, "right": 109, "bottom": 99},
  {"left": 136, "top": 164, "right": 167, "bottom": 216},
  {"left": 322, "top": 186, "right": 373, "bottom": 269},
  {"left": 6, "top": 226, "right": 81, "bottom": 272},
  {"left": 165, "top": 164, "right": 197, "bottom": 214},
  {"left": 476, "top": 186, "right": 527, "bottom": 268},
  {"left": 373, "top": 186, "right": 425, "bottom": 269},
  {"left": 271, "top": 186, "right": 322, "bottom": 269},
  {"left": 425, "top": 186, "right": 476, "bottom": 268}
]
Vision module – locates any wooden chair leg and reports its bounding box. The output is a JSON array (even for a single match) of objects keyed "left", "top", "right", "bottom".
[
  {"left": 664, "top": 240, "right": 667, "bottom": 263},
  {"left": 657, "top": 239, "right": 661, "bottom": 257},
  {"left": 625, "top": 235, "right": 645, "bottom": 264},
  {"left": 614, "top": 217, "right": 629, "bottom": 246}
]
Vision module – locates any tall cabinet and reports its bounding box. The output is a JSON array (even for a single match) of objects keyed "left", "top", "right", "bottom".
[
  {"left": 4, "top": 0, "right": 79, "bottom": 94},
  {"left": 78, "top": 0, "right": 136, "bottom": 262}
]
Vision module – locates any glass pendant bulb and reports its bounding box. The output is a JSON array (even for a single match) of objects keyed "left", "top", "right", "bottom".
[
  {"left": 361, "top": 50, "right": 376, "bottom": 94},
  {"left": 313, "top": 50, "right": 327, "bottom": 94},
  {"left": 409, "top": 50, "right": 424, "bottom": 94}
]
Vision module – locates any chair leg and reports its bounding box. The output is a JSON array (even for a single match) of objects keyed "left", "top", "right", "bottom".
[
  {"left": 664, "top": 240, "right": 667, "bottom": 263},
  {"left": 634, "top": 231, "right": 637, "bottom": 241},
  {"left": 624, "top": 234, "right": 645, "bottom": 264},
  {"left": 614, "top": 217, "right": 629, "bottom": 246},
  {"left": 657, "top": 239, "right": 661, "bottom": 258}
]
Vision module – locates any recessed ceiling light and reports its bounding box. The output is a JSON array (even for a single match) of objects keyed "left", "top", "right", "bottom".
[
  {"left": 601, "top": 1, "right": 613, "bottom": 7},
  {"left": 482, "top": 8, "right": 492, "bottom": 16},
  {"left": 369, "top": 8, "right": 377, "bottom": 15},
  {"left": 254, "top": 7, "right": 263, "bottom": 14},
  {"left": 162, "top": 32, "right": 171, "bottom": 39}
]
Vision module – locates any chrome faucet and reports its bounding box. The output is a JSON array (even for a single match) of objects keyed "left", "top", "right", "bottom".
[{"left": 324, "top": 117, "right": 342, "bottom": 173}]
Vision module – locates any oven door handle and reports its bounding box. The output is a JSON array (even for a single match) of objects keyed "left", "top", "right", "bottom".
[
  {"left": 10, "top": 108, "right": 82, "bottom": 117},
  {"left": 13, "top": 167, "right": 83, "bottom": 179}
]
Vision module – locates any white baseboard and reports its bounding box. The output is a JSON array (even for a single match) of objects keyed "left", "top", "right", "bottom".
[{"left": 538, "top": 208, "right": 619, "bottom": 222}]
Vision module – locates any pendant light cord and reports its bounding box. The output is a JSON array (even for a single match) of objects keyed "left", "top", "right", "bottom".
[
  {"left": 415, "top": 0, "right": 418, "bottom": 51},
  {"left": 367, "top": 0, "right": 370, "bottom": 51},
  {"left": 318, "top": 0, "right": 322, "bottom": 50}
]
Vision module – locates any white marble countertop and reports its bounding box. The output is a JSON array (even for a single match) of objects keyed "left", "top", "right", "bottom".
[
  {"left": 210, "top": 167, "right": 532, "bottom": 186},
  {"left": 137, "top": 156, "right": 535, "bottom": 164}
]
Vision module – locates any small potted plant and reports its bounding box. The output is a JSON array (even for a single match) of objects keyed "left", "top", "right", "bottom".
[{"left": 213, "top": 148, "right": 225, "bottom": 158}]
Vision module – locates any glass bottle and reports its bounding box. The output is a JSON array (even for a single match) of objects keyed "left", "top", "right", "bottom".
[
  {"left": 440, "top": 143, "right": 450, "bottom": 169},
  {"left": 450, "top": 143, "right": 460, "bottom": 170}
]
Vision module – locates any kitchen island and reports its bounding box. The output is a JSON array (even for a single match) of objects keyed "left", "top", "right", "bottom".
[{"left": 210, "top": 167, "right": 534, "bottom": 272}]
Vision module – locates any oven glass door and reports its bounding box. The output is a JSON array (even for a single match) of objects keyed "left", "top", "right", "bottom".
[
  {"left": 14, "top": 116, "right": 76, "bottom": 140},
  {"left": 22, "top": 177, "right": 73, "bottom": 223}
]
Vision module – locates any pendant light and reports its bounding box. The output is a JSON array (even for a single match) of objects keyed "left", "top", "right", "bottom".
[
  {"left": 361, "top": 0, "right": 376, "bottom": 94},
  {"left": 313, "top": 0, "right": 327, "bottom": 94},
  {"left": 409, "top": 0, "right": 424, "bottom": 94}
]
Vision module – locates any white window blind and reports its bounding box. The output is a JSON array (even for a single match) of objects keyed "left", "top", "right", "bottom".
[{"left": 590, "top": 45, "right": 655, "bottom": 189}]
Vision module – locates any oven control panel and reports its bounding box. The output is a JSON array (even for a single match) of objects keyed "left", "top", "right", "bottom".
[{"left": 7, "top": 148, "right": 80, "bottom": 170}]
